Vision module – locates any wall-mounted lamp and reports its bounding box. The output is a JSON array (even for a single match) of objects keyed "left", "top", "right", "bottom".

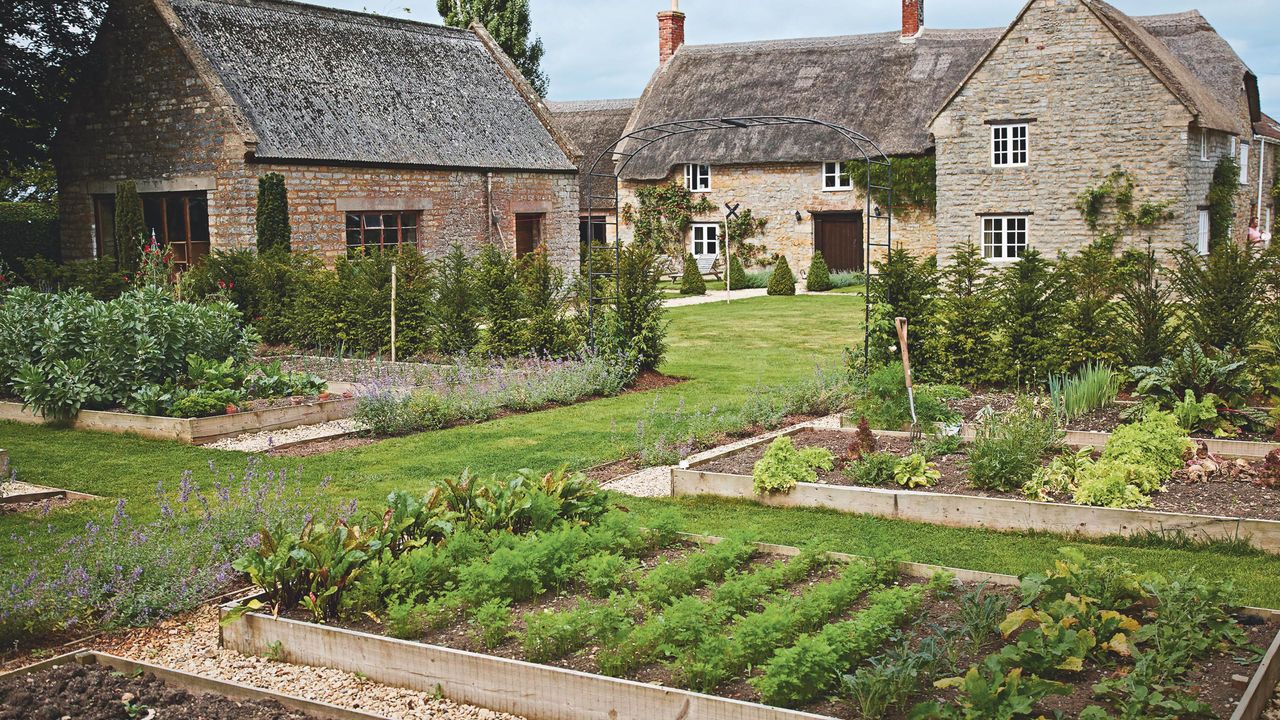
[
  {"left": 794, "top": 210, "right": 804, "bottom": 223},
  {"left": 873, "top": 206, "right": 883, "bottom": 218}
]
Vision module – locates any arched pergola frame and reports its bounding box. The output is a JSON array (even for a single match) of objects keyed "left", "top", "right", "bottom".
[{"left": 583, "top": 116, "right": 893, "bottom": 364}]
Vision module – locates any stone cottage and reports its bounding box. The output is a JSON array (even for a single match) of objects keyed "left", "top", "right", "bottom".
[
  {"left": 548, "top": 99, "right": 637, "bottom": 253},
  {"left": 931, "top": 0, "right": 1268, "bottom": 264},
  {"left": 555, "top": 0, "right": 1273, "bottom": 271},
  {"left": 54, "top": 0, "right": 581, "bottom": 271}
]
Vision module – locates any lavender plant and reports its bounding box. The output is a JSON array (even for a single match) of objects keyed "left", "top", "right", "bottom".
[{"left": 0, "top": 459, "right": 329, "bottom": 647}]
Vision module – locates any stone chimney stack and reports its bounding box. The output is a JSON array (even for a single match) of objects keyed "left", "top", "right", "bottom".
[
  {"left": 902, "top": 0, "right": 923, "bottom": 40},
  {"left": 658, "top": 0, "right": 686, "bottom": 65}
]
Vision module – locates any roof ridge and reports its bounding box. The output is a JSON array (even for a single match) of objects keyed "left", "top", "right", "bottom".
[
  {"left": 680, "top": 27, "right": 1004, "bottom": 54},
  {"left": 548, "top": 98, "right": 639, "bottom": 112},
  {"left": 171, "top": 0, "right": 473, "bottom": 38}
]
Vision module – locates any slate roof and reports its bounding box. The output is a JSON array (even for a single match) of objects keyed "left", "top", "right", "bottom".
[
  {"left": 616, "top": 2, "right": 1257, "bottom": 181},
  {"left": 163, "top": 0, "right": 576, "bottom": 171},
  {"left": 548, "top": 99, "right": 637, "bottom": 211},
  {"left": 1256, "top": 114, "right": 1280, "bottom": 142}
]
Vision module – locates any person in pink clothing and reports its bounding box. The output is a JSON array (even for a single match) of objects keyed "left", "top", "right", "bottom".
[{"left": 1247, "top": 216, "right": 1264, "bottom": 246}]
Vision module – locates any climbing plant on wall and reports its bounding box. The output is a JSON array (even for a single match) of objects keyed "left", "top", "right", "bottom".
[
  {"left": 848, "top": 155, "right": 937, "bottom": 212},
  {"left": 721, "top": 209, "right": 769, "bottom": 267},
  {"left": 1074, "top": 169, "right": 1174, "bottom": 243},
  {"left": 1272, "top": 173, "right": 1280, "bottom": 236},
  {"left": 1208, "top": 156, "right": 1239, "bottom": 247},
  {"left": 620, "top": 182, "right": 715, "bottom": 260}
]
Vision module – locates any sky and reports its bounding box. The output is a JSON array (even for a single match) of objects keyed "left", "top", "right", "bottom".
[{"left": 327, "top": 0, "right": 1278, "bottom": 116}]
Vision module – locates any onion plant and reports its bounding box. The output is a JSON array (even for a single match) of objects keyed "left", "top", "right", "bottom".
[{"left": 1048, "top": 362, "right": 1121, "bottom": 422}]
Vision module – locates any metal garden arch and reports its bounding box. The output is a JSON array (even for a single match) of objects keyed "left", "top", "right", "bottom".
[{"left": 582, "top": 116, "right": 894, "bottom": 363}]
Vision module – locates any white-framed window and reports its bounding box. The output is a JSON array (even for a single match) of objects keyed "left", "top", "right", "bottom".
[
  {"left": 690, "top": 223, "right": 719, "bottom": 258},
  {"left": 1239, "top": 144, "right": 1251, "bottom": 185},
  {"left": 684, "top": 163, "right": 711, "bottom": 192},
  {"left": 822, "top": 161, "right": 852, "bottom": 191},
  {"left": 991, "top": 124, "right": 1028, "bottom": 167},
  {"left": 982, "top": 216, "right": 1028, "bottom": 261},
  {"left": 1197, "top": 209, "right": 1210, "bottom": 255},
  {"left": 1200, "top": 129, "right": 1209, "bottom": 161}
]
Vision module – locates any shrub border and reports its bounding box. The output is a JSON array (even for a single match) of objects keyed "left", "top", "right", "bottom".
[
  {"left": 218, "top": 535, "right": 1280, "bottom": 720},
  {"left": 672, "top": 425, "right": 1280, "bottom": 554},
  {"left": 0, "top": 651, "right": 388, "bottom": 720}
]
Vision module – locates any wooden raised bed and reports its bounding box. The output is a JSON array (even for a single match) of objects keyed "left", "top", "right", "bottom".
[
  {"left": 0, "top": 396, "right": 356, "bottom": 445},
  {"left": 0, "top": 651, "right": 389, "bottom": 720},
  {"left": 674, "top": 426, "right": 1280, "bottom": 553},
  {"left": 219, "top": 536, "right": 1280, "bottom": 720}
]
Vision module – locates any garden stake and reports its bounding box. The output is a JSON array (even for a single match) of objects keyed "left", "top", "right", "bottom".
[
  {"left": 390, "top": 262, "right": 397, "bottom": 363},
  {"left": 896, "top": 316, "right": 921, "bottom": 440}
]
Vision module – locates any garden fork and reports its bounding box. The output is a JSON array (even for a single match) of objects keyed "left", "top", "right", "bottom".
[{"left": 895, "top": 317, "right": 921, "bottom": 440}]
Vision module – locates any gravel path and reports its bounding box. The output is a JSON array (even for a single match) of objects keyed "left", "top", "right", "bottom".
[
  {"left": 88, "top": 605, "right": 523, "bottom": 720},
  {"left": 203, "top": 419, "right": 364, "bottom": 453},
  {"left": 602, "top": 414, "right": 843, "bottom": 497},
  {"left": 663, "top": 288, "right": 769, "bottom": 307}
]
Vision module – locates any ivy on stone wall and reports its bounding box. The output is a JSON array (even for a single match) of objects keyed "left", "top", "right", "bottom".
[
  {"left": 721, "top": 209, "right": 769, "bottom": 267},
  {"left": 1208, "top": 156, "right": 1239, "bottom": 247},
  {"left": 620, "top": 182, "right": 714, "bottom": 259},
  {"left": 1074, "top": 169, "right": 1173, "bottom": 243},
  {"left": 1272, "top": 173, "right": 1280, "bottom": 236},
  {"left": 848, "top": 155, "right": 937, "bottom": 213}
]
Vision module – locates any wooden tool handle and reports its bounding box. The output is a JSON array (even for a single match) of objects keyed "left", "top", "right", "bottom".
[{"left": 895, "top": 316, "right": 914, "bottom": 390}]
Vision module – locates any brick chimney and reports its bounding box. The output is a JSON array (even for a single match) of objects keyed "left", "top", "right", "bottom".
[
  {"left": 658, "top": 1, "right": 685, "bottom": 64},
  {"left": 902, "top": 0, "right": 923, "bottom": 40}
]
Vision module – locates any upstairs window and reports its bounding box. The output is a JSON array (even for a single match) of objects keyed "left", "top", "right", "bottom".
[
  {"left": 982, "top": 216, "right": 1027, "bottom": 261},
  {"left": 822, "top": 162, "right": 852, "bottom": 190},
  {"left": 991, "top": 124, "right": 1028, "bottom": 167},
  {"left": 346, "top": 211, "right": 418, "bottom": 254},
  {"left": 684, "top": 163, "right": 711, "bottom": 192},
  {"left": 1200, "top": 128, "right": 1209, "bottom": 161},
  {"left": 1239, "top": 143, "right": 1251, "bottom": 185}
]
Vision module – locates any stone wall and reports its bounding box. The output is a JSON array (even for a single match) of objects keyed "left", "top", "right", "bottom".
[
  {"left": 931, "top": 0, "right": 1214, "bottom": 265},
  {"left": 618, "top": 162, "right": 936, "bottom": 272},
  {"left": 54, "top": 0, "right": 579, "bottom": 273}
]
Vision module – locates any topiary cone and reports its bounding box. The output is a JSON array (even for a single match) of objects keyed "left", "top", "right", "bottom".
[
  {"left": 806, "top": 251, "right": 833, "bottom": 292},
  {"left": 680, "top": 252, "right": 706, "bottom": 295},
  {"left": 729, "top": 254, "right": 748, "bottom": 290},
  {"left": 767, "top": 256, "right": 797, "bottom": 296}
]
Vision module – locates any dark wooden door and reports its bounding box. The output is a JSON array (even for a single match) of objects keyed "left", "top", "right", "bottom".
[
  {"left": 516, "top": 213, "right": 543, "bottom": 258},
  {"left": 813, "top": 212, "right": 863, "bottom": 272}
]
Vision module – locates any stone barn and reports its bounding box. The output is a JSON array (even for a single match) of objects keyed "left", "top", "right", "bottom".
[{"left": 54, "top": 0, "right": 581, "bottom": 270}]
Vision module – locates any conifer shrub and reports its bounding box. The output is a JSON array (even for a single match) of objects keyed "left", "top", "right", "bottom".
[
  {"left": 595, "top": 242, "right": 668, "bottom": 371},
  {"left": 805, "top": 251, "right": 833, "bottom": 292},
  {"left": 1115, "top": 241, "right": 1179, "bottom": 367},
  {"left": 767, "top": 256, "right": 797, "bottom": 296},
  {"left": 518, "top": 248, "right": 574, "bottom": 356},
  {"left": 435, "top": 243, "right": 479, "bottom": 355},
  {"left": 679, "top": 252, "right": 706, "bottom": 295},
  {"left": 255, "top": 173, "right": 292, "bottom": 254},
  {"left": 728, "top": 254, "right": 748, "bottom": 290},
  {"left": 997, "top": 249, "right": 1063, "bottom": 385},
  {"left": 927, "top": 241, "right": 1000, "bottom": 385},
  {"left": 867, "top": 249, "right": 939, "bottom": 374},
  {"left": 113, "top": 181, "right": 145, "bottom": 271},
  {"left": 474, "top": 243, "right": 525, "bottom": 356}
]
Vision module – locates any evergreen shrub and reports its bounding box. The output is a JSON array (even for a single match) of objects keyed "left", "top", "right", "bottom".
[
  {"left": 805, "top": 251, "right": 832, "bottom": 292},
  {"left": 767, "top": 257, "right": 796, "bottom": 296},
  {"left": 680, "top": 253, "right": 706, "bottom": 295}
]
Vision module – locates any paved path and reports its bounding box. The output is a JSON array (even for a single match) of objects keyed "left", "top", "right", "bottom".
[{"left": 662, "top": 288, "right": 770, "bottom": 307}]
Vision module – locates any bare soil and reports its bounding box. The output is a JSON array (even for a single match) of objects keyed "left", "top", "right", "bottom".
[
  {"left": 696, "top": 428, "right": 1280, "bottom": 521},
  {"left": 0, "top": 661, "right": 319, "bottom": 720}
]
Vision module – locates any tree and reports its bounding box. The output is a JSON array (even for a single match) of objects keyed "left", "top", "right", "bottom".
[
  {"left": 868, "top": 249, "right": 939, "bottom": 376},
  {"left": 1, "top": 0, "right": 106, "bottom": 188},
  {"left": 805, "top": 251, "right": 832, "bottom": 292},
  {"left": 255, "top": 173, "right": 291, "bottom": 254},
  {"left": 998, "top": 249, "right": 1063, "bottom": 386},
  {"left": 679, "top": 253, "right": 705, "bottom": 295},
  {"left": 434, "top": 243, "right": 479, "bottom": 355},
  {"left": 474, "top": 243, "right": 524, "bottom": 356},
  {"left": 113, "top": 181, "right": 145, "bottom": 271},
  {"left": 767, "top": 256, "right": 796, "bottom": 296},
  {"left": 437, "top": 0, "right": 549, "bottom": 96},
  {"left": 1115, "top": 240, "right": 1178, "bottom": 367},
  {"left": 1171, "top": 241, "right": 1270, "bottom": 353},
  {"left": 1055, "top": 239, "right": 1121, "bottom": 370},
  {"left": 608, "top": 242, "right": 667, "bottom": 371},
  {"left": 926, "top": 241, "right": 1000, "bottom": 385}
]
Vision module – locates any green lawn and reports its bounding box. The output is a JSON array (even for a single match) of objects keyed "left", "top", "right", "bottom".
[{"left": 5, "top": 294, "right": 1280, "bottom": 608}]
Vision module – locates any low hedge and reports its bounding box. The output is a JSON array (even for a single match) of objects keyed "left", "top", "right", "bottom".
[{"left": 0, "top": 202, "right": 59, "bottom": 265}]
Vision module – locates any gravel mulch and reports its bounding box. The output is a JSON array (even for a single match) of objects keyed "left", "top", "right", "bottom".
[
  {"left": 203, "top": 419, "right": 365, "bottom": 454},
  {"left": 69, "top": 606, "right": 524, "bottom": 720}
]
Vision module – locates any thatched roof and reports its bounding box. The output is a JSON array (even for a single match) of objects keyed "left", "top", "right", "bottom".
[
  {"left": 162, "top": 0, "right": 576, "bottom": 171},
  {"left": 1083, "top": 3, "right": 1246, "bottom": 135},
  {"left": 619, "top": 28, "right": 1000, "bottom": 180},
  {"left": 549, "top": 99, "right": 637, "bottom": 211},
  {"left": 616, "top": 1, "right": 1257, "bottom": 181}
]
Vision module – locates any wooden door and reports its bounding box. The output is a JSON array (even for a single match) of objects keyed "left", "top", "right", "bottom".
[
  {"left": 813, "top": 212, "right": 863, "bottom": 272},
  {"left": 516, "top": 214, "right": 543, "bottom": 258}
]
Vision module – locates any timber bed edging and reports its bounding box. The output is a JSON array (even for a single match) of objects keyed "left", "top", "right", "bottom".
[
  {"left": 674, "top": 426, "right": 1280, "bottom": 553},
  {"left": 218, "top": 534, "right": 1280, "bottom": 720},
  {"left": 0, "top": 397, "right": 356, "bottom": 445},
  {"left": 0, "top": 651, "right": 391, "bottom": 720}
]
